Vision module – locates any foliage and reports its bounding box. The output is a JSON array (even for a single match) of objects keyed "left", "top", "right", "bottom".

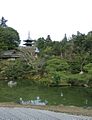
[
  {"left": 46, "top": 56, "right": 69, "bottom": 72},
  {"left": 51, "top": 73, "right": 61, "bottom": 85},
  {"left": 0, "top": 60, "right": 33, "bottom": 81},
  {"left": 67, "top": 74, "right": 88, "bottom": 86},
  {"left": 1, "top": 29, "right": 92, "bottom": 87},
  {"left": 34, "top": 31, "right": 92, "bottom": 86},
  {"left": 83, "top": 63, "right": 92, "bottom": 74},
  {"left": 0, "top": 27, "right": 20, "bottom": 51}
]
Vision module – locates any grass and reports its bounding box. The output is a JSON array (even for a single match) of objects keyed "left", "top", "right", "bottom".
[{"left": 0, "top": 80, "right": 92, "bottom": 107}]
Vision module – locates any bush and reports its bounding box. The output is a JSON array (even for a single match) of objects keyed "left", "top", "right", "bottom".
[{"left": 67, "top": 74, "right": 89, "bottom": 86}]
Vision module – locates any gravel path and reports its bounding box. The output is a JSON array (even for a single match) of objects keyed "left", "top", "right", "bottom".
[{"left": 0, "top": 107, "right": 91, "bottom": 120}]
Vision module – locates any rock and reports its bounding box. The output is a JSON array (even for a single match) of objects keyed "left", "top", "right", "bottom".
[
  {"left": 8, "top": 81, "right": 17, "bottom": 88},
  {"left": 79, "top": 71, "right": 84, "bottom": 75},
  {"left": 83, "top": 84, "right": 88, "bottom": 87}
]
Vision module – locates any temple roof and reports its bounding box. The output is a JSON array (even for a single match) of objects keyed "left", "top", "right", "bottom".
[{"left": 23, "top": 39, "right": 34, "bottom": 42}]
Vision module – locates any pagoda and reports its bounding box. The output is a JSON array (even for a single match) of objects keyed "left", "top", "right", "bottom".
[{"left": 23, "top": 32, "right": 34, "bottom": 47}]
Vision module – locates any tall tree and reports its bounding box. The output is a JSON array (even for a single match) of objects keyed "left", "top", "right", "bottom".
[
  {"left": 69, "top": 32, "right": 90, "bottom": 73},
  {"left": 60, "top": 34, "right": 68, "bottom": 58},
  {"left": 46, "top": 35, "right": 52, "bottom": 42}
]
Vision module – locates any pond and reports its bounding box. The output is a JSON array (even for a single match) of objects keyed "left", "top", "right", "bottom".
[
  {"left": 0, "top": 81, "right": 92, "bottom": 107},
  {"left": 26, "top": 86, "right": 92, "bottom": 107}
]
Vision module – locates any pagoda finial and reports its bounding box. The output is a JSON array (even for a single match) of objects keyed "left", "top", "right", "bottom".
[{"left": 28, "top": 31, "right": 31, "bottom": 40}]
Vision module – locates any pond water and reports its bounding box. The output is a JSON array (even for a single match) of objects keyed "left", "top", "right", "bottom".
[
  {"left": 0, "top": 81, "right": 92, "bottom": 107},
  {"left": 29, "top": 86, "right": 92, "bottom": 107}
]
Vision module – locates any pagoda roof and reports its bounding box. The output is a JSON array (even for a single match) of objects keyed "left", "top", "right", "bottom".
[
  {"left": 23, "top": 39, "right": 34, "bottom": 42},
  {"left": 23, "top": 43, "right": 33, "bottom": 46}
]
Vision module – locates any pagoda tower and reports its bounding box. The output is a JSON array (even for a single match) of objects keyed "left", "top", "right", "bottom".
[{"left": 23, "top": 32, "right": 34, "bottom": 47}]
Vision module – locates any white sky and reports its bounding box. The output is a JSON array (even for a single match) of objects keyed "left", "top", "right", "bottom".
[{"left": 0, "top": 0, "right": 92, "bottom": 45}]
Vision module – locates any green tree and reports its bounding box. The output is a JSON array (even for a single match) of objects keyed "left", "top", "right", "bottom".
[
  {"left": 45, "top": 35, "right": 52, "bottom": 46},
  {"left": 62, "top": 34, "right": 67, "bottom": 43},
  {"left": 0, "top": 27, "right": 20, "bottom": 51},
  {"left": 83, "top": 63, "right": 92, "bottom": 74},
  {"left": 45, "top": 35, "right": 52, "bottom": 42},
  {"left": 36, "top": 37, "right": 45, "bottom": 50},
  {"left": 46, "top": 56, "right": 69, "bottom": 73},
  {"left": 52, "top": 73, "right": 61, "bottom": 85},
  {"left": 68, "top": 32, "right": 90, "bottom": 73},
  {"left": 4, "top": 60, "right": 33, "bottom": 81},
  {"left": 60, "top": 34, "right": 68, "bottom": 58},
  {"left": 52, "top": 41, "right": 62, "bottom": 56},
  {"left": 85, "top": 31, "right": 92, "bottom": 53}
]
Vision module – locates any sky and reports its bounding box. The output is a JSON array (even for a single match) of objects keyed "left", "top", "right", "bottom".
[{"left": 0, "top": 0, "right": 92, "bottom": 45}]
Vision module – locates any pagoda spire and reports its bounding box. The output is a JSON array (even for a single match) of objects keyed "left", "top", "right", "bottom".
[{"left": 28, "top": 31, "right": 31, "bottom": 40}]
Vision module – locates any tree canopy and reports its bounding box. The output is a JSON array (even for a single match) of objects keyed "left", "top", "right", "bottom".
[
  {"left": 1, "top": 28, "right": 92, "bottom": 87},
  {"left": 0, "top": 27, "right": 20, "bottom": 51}
]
